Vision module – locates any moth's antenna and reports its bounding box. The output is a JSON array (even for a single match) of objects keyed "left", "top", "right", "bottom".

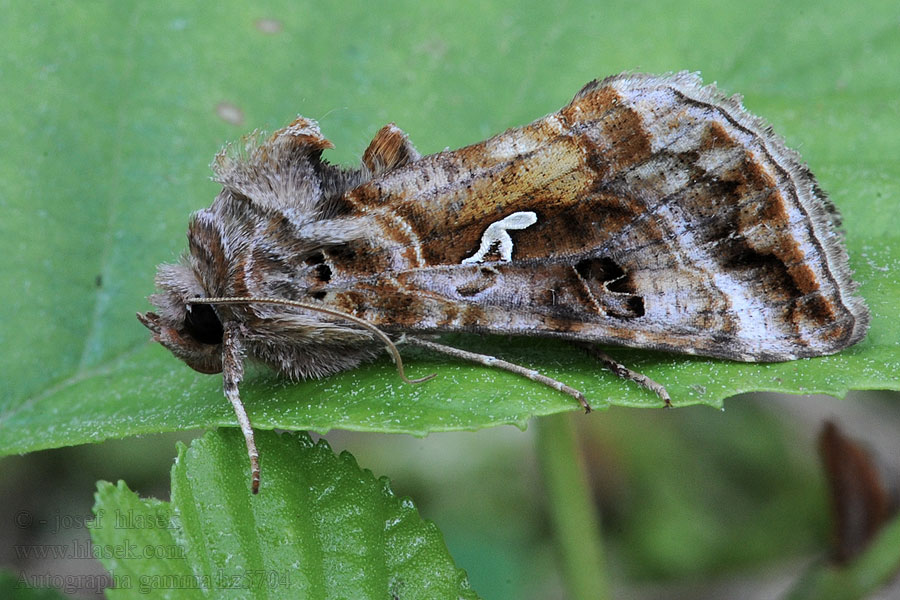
[{"left": 187, "top": 296, "right": 436, "bottom": 385}]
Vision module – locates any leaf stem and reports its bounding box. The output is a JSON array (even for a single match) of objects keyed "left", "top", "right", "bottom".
[{"left": 535, "top": 412, "right": 610, "bottom": 599}]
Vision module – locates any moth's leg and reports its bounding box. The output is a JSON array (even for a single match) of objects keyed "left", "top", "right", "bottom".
[
  {"left": 403, "top": 336, "right": 592, "bottom": 413},
  {"left": 577, "top": 343, "right": 672, "bottom": 408},
  {"left": 223, "top": 323, "right": 260, "bottom": 494},
  {"left": 362, "top": 123, "right": 421, "bottom": 176}
]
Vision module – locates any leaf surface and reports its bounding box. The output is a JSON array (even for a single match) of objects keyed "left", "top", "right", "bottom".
[
  {"left": 88, "top": 430, "right": 477, "bottom": 599},
  {"left": 1, "top": 0, "right": 897, "bottom": 455}
]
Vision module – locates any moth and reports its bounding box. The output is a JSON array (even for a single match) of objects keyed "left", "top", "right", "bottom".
[{"left": 139, "top": 72, "right": 869, "bottom": 493}]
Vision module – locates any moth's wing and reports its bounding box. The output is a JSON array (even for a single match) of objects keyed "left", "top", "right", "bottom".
[
  {"left": 334, "top": 72, "right": 867, "bottom": 362},
  {"left": 566, "top": 72, "right": 868, "bottom": 360}
]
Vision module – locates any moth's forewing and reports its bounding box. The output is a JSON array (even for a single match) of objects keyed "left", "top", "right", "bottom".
[{"left": 322, "top": 73, "right": 868, "bottom": 362}]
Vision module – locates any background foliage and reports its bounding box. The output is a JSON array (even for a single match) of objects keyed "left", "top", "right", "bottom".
[
  {"left": 0, "top": 1, "right": 897, "bottom": 598},
  {"left": 88, "top": 431, "right": 477, "bottom": 600}
]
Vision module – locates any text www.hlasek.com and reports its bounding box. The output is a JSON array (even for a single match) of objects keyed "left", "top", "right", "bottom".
[{"left": 15, "top": 538, "right": 184, "bottom": 560}]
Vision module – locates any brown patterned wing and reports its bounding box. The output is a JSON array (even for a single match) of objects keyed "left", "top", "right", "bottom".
[{"left": 326, "top": 72, "right": 868, "bottom": 362}]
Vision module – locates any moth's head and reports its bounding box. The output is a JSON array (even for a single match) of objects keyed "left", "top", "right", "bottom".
[
  {"left": 137, "top": 261, "right": 225, "bottom": 374},
  {"left": 138, "top": 116, "right": 350, "bottom": 374}
]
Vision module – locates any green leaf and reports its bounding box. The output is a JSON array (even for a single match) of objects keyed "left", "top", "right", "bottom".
[
  {"left": 88, "top": 430, "right": 477, "bottom": 599},
  {"left": 1, "top": 1, "right": 898, "bottom": 455},
  {"left": 89, "top": 484, "right": 197, "bottom": 599}
]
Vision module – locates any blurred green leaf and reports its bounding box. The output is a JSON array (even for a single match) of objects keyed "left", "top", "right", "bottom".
[
  {"left": 0, "top": 571, "right": 68, "bottom": 600},
  {"left": 786, "top": 512, "right": 900, "bottom": 600},
  {"left": 587, "top": 402, "right": 832, "bottom": 579},
  {"left": 89, "top": 430, "right": 477, "bottom": 599},
  {"left": 1, "top": 0, "right": 897, "bottom": 455}
]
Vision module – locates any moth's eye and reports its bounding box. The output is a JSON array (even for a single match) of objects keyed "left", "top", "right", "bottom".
[{"left": 183, "top": 303, "right": 224, "bottom": 345}]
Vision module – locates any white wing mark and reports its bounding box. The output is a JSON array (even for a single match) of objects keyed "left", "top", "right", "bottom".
[{"left": 461, "top": 211, "right": 538, "bottom": 264}]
